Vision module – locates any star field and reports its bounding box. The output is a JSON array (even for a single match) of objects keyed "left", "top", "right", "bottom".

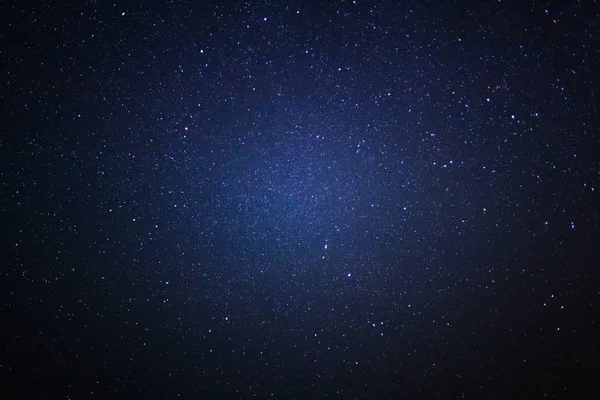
[{"left": 2, "top": 1, "right": 599, "bottom": 399}]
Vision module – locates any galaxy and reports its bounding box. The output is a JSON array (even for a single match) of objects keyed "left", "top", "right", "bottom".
[{"left": 2, "top": 1, "right": 599, "bottom": 398}]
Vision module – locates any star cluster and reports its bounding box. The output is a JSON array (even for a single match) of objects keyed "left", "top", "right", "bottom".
[{"left": 2, "top": 1, "right": 599, "bottom": 398}]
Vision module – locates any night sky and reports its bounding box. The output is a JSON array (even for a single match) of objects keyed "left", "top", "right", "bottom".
[{"left": 2, "top": 1, "right": 599, "bottom": 399}]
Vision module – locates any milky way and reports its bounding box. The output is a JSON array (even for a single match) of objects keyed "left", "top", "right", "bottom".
[{"left": 2, "top": 1, "right": 599, "bottom": 398}]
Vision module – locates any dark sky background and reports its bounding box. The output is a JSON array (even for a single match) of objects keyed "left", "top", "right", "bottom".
[{"left": 2, "top": 1, "right": 599, "bottom": 399}]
